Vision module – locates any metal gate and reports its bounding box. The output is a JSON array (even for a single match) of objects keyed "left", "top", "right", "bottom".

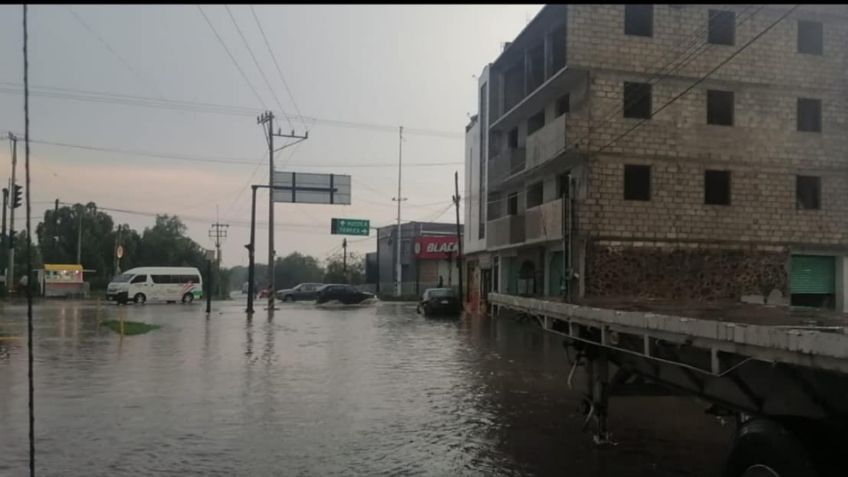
[{"left": 790, "top": 255, "right": 835, "bottom": 295}]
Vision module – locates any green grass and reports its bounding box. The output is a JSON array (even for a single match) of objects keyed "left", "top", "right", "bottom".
[{"left": 100, "top": 320, "right": 160, "bottom": 336}]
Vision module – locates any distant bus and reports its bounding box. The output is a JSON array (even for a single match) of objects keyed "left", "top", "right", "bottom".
[{"left": 106, "top": 267, "right": 202, "bottom": 305}]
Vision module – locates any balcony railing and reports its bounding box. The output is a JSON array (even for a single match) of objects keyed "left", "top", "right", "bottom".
[
  {"left": 525, "top": 198, "right": 562, "bottom": 243},
  {"left": 488, "top": 148, "right": 526, "bottom": 187},
  {"left": 486, "top": 214, "right": 526, "bottom": 249},
  {"left": 526, "top": 114, "right": 566, "bottom": 170}
]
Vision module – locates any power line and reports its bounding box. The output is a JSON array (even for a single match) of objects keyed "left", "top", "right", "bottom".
[
  {"left": 197, "top": 5, "right": 268, "bottom": 110},
  {"left": 224, "top": 5, "right": 293, "bottom": 129},
  {"left": 65, "top": 6, "right": 164, "bottom": 99},
  {"left": 0, "top": 83, "right": 464, "bottom": 139},
  {"left": 249, "top": 4, "right": 306, "bottom": 131}
]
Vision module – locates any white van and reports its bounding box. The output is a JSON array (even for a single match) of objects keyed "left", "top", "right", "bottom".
[{"left": 106, "top": 267, "right": 203, "bottom": 305}]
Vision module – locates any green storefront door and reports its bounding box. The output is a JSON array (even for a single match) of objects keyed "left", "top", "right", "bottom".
[
  {"left": 549, "top": 252, "right": 563, "bottom": 297},
  {"left": 790, "top": 255, "right": 835, "bottom": 295}
]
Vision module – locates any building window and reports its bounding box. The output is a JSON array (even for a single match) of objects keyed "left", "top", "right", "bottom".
[
  {"left": 796, "top": 175, "right": 821, "bottom": 210},
  {"left": 527, "top": 110, "right": 545, "bottom": 135},
  {"left": 507, "top": 192, "right": 518, "bottom": 215},
  {"left": 623, "top": 82, "right": 652, "bottom": 119},
  {"left": 487, "top": 192, "right": 501, "bottom": 220},
  {"left": 707, "top": 90, "right": 734, "bottom": 126},
  {"left": 704, "top": 170, "right": 731, "bottom": 205},
  {"left": 624, "top": 5, "right": 653, "bottom": 37},
  {"left": 527, "top": 44, "right": 545, "bottom": 92},
  {"left": 708, "top": 9, "right": 735, "bottom": 45},
  {"left": 508, "top": 128, "right": 518, "bottom": 149},
  {"left": 556, "top": 94, "right": 570, "bottom": 117},
  {"left": 549, "top": 24, "right": 567, "bottom": 74},
  {"left": 526, "top": 182, "right": 543, "bottom": 208},
  {"left": 557, "top": 172, "right": 571, "bottom": 198},
  {"left": 624, "top": 165, "right": 651, "bottom": 201},
  {"left": 797, "top": 98, "right": 822, "bottom": 132},
  {"left": 797, "top": 20, "right": 823, "bottom": 55}
]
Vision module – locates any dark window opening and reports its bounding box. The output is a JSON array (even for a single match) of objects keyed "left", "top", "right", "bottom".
[
  {"left": 708, "top": 10, "right": 735, "bottom": 45},
  {"left": 504, "top": 63, "right": 524, "bottom": 112},
  {"left": 549, "top": 24, "right": 567, "bottom": 75},
  {"left": 797, "top": 98, "right": 822, "bottom": 132},
  {"left": 507, "top": 193, "right": 518, "bottom": 215},
  {"left": 556, "top": 94, "right": 570, "bottom": 117},
  {"left": 624, "top": 164, "right": 651, "bottom": 201},
  {"left": 625, "top": 5, "right": 653, "bottom": 37},
  {"left": 131, "top": 274, "right": 147, "bottom": 284},
  {"left": 704, "top": 170, "right": 731, "bottom": 205},
  {"left": 527, "top": 110, "right": 545, "bottom": 136},
  {"left": 798, "top": 20, "right": 823, "bottom": 55},
  {"left": 791, "top": 293, "right": 834, "bottom": 309},
  {"left": 508, "top": 128, "right": 518, "bottom": 149},
  {"left": 623, "top": 82, "right": 652, "bottom": 119},
  {"left": 527, "top": 44, "right": 545, "bottom": 92},
  {"left": 487, "top": 192, "right": 501, "bottom": 220},
  {"left": 707, "top": 90, "right": 734, "bottom": 126},
  {"left": 557, "top": 173, "right": 571, "bottom": 198},
  {"left": 796, "top": 175, "right": 821, "bottom": 210},
  {"left": 527, "top": 182, "right": 543, "bottom": 209}
]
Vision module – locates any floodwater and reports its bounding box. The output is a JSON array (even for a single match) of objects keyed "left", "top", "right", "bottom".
[{"left": 0, "top": 298, "right": 731, "bottom": 476}]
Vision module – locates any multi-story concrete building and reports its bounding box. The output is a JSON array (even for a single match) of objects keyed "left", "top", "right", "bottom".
[{"left": 464, "top": 4, "right": 848, "bottom": 312}]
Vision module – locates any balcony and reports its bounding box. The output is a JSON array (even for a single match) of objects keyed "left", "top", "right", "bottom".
[
  {"left": 525, "top": 198, "right": 562, "bottom": 243},
  {"left": 486, "top": 214, "right": 526, "bottom": 249},
  {"left": 488, "top": 148, "right": 526, "bottom": 186},
  {"left": 526, "top": 114, "right": 566, "bottom": 170}
]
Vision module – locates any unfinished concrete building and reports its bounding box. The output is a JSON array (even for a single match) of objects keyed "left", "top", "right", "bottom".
[{"left": 463, "top": 4, "right": 848, "bottom": 312}]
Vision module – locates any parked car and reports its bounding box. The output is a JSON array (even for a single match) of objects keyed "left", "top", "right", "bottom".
[
  {"left": 315, "top": 284, "right": 375, "bottom": 305},
  {"left": 417, "top": 288, "right": 461, "bottom": 317},
  {"left": 276, "top": 283, "right": 323, "bottom": 302}
]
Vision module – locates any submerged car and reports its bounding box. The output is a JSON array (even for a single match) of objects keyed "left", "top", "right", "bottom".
[
  {"left": 276, "top": 282, "right": 323, "bottom": 302},
  {"left": 315, "top": 284, "right": 375, "bottom": 305},
  {"left": 417, "top": 288, "right": 461, "bottom": 317}
]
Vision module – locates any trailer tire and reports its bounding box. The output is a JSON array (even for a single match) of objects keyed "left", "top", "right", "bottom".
[{"left": 723, "top": 418, "right": 817, "bottom": 477}]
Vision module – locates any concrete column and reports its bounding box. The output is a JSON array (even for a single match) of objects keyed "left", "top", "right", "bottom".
[{"left": 837, "top": 256, "right": 847, "bottom": 313}]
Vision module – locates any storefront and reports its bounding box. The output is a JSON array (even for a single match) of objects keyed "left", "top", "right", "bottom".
[{"left": 414, "top": 236, "right": 461, "bottom": 294}]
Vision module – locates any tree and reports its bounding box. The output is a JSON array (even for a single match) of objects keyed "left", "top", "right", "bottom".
[
  {"left": 13, "top": 230, "right": 42, "bottom": 285},
  {"left": 136, "top": 215, "right": 205, "bottom": 269},
  {"left": 324, "top": 252, "right": 364, "bottom": 285},
  {"left": 37, "top": 202, "right": 116, "bottom": 289},
  {"left": 274, "top": 252, "right": 324, "bottom": 290}
]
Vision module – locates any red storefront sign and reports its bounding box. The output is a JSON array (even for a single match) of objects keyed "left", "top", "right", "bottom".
[{"left": 414, "top": 236, "right": 460, "bottom": 260}]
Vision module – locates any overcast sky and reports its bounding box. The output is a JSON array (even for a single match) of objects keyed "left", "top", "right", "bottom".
[{"left": 0, "top": 4, "right": 542, "bottom": 267}]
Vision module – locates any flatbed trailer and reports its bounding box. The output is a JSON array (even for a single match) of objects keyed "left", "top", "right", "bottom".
[{"left": 490, "top": 293, "right": 848, "bottom": 477}]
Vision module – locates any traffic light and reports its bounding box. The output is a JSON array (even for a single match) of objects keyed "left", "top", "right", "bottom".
[{"left": 12, "top": 184, "right": 22, "bottom": 209}]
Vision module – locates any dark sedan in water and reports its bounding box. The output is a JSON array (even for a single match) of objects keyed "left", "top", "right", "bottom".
[
  {"left": 315, "top": 284, "right": 375, "bottom": 305},
  {"left": 417, "top": 288, "right": 461, "bottom": 317}
]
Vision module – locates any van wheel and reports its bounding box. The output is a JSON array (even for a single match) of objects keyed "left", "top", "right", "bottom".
[
  {"left": 133, "top": 293, "right": 146, "bottom": 305},
  {"left": 723, "top": 418, "right": 816, "bottom": 477},
  {"left": 182, "top": 293, "right": 194, "bottom": 304}
]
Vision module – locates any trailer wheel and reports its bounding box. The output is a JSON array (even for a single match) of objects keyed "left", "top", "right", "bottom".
[{"left": 723, "top": 418, "right": 817, "bottom": 477}]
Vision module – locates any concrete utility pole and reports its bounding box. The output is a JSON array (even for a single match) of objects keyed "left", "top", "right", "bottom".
[
  {"left": 209, "top": 208, "right": 229, "bottom": 299},
  {"left": 76, "top": 204, "right": 83, "bottom": 265},
  {"left": 257, "top": 111, "right": 308, "bottom": 310},
  {"left": 7, "top": 132, "right": 17, "bottom": 292},
  {"left": 392, "top": 126, "right": 406, "bottom": 297},
  {"left": 453, "top": 171, "right": 464, "bottom": 306},
  {"left": 342, "top": 237, "right": 348, "bottom": 282}
]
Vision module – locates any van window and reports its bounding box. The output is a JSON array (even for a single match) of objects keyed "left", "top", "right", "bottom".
[
  {"left": 152, "top": 275, "right": 170, "bottom": 284},
  {"left": 131, "top": 275, "right": 147, "bottom": 284}
]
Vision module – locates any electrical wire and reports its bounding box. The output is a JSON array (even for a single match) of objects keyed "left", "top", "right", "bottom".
[
  {"left": 224, "top": 5, "right": 293, "bottom": 129},
  {"left": 249, "top": 4, "right": 307, "bottom": 131},
  {"left": 197, "top": 5, "right": 268, "bottom": 110},
  {"left": 66, "top": 6, "right": 164, "bottom": 99}
]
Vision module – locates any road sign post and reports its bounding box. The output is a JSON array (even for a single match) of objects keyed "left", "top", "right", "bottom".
[{"left": 331, "top": 218, "right": 370, "bottom": 236}]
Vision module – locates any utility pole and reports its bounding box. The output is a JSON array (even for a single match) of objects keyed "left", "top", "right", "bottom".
[
  {"left": 257, "top": 111, "right": 307, "bottom": 310},
  {"left": 76, "top": 204, "right": 83, "bottom": 265},
  {"left": 342, "top": 237, "right": 348, "bottom": 282},
  {"left": 392, "top": 126, "right": 405, "bottom": 297},
  {"left": 209, "top": 208, "right": 229, "bottom": 299},
  {"left": 114, "top": 224, "right": 122, "bottom": 276},
  {"left": 246, "top": 185, "right": 258, "bottom": 314},
  {"left": 1, "top": 188, "right": 7, "bottom": 272},
  {"left": 453, "top": 171, "right": 464, "bottom": 307},
  {"left": 7, "top": 132, "right": 17, "bottom": 292}
]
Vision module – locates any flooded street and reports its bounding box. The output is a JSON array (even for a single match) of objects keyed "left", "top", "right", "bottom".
[{"left": 0, "top": 298, "right": 730, "bottom": 476}]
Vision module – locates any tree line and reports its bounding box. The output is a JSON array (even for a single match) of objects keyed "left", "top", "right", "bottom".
[{"left": 4, "top": 202, "right": 363, "bottom": 295}]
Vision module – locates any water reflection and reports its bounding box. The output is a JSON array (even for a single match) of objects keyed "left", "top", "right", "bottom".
[{"left": 0, "top": 299, "right": 729, "bottom": 476}]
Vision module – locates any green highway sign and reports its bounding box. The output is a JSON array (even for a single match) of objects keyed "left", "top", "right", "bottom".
[{"left": 331, "top": 218, "right": 370, "bottom": 236}]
